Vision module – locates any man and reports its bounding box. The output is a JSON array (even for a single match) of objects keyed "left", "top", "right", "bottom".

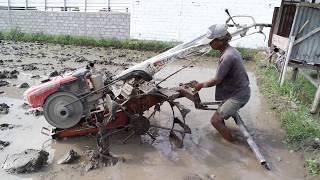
[{"left": 194, "top": 24, "right": 250, "bottom": 142}]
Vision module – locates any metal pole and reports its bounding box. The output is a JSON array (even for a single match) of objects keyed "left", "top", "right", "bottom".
[
  {"left": 280, "top": 36, "right": 295, "bottom": 86},
  {"left": 7, "top": 0, "right": 11, "bottom": 29},
  {"left": 279, "top": 5, "right": 299, "bottom": 85},
  {"left": 64, "top": 0, "right": 66, "bottom": 11},
  {"left": 107, "top": 0, "right": 110, "bottom": 11},
  {"left": 85, "top": 0, "right": 87, "bottom": 12},
  {"left": 26, "top": 0, "right": 28, "bottom": 10},
  {"left": 233, "top": 113, "right": 270, "bottom": 170},
  {"left": 84, "top": 0, "right": 87, "bottom": 37}
]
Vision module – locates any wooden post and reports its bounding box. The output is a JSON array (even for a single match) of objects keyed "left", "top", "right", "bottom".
[
  {"left": 280, "top": 36, "right": 295, "bottom": 86},
  {"left": 107, "top": 0, "right": 110, "bottom": 11},
  {"left": 25, "top": 0, "right": 28, "bottom": 10},
  {"left": 7, "top": 0, "right": 10, "bottom": 10},
  {"left": 291, "top": 67, "right": 299, "bottom": 81},
  {"left": 64, "top": 0, "right": 66, "bottom": 11},
  {"left": 45, "top": 0, "right": 47, "bottom": 11},
  {"left": 311, "top": 85, "right": 320, "bottom": 114}
]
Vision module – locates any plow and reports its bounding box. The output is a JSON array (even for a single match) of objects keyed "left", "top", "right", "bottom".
[{"left": 24, "top": 10, "right": 271, "bottom": 169}]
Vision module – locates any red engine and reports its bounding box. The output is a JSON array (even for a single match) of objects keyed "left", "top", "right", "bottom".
[{"left": 24, "top": 75, "right": 79, "bottom": 108}]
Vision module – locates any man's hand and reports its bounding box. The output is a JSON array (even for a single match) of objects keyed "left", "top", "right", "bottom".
[{"left": 193, "top": 82, "right": 203, "bottom": 91}]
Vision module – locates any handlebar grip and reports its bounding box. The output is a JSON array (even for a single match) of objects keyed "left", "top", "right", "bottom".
[
  {"left": 225, "top": 9, "right": 230, "bottom": 16},
  {"left": 256, "top": 23, "right": 272, "bottom": 27}
]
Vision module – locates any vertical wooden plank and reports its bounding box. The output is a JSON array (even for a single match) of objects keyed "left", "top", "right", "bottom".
[
  {"left": 311, "top": 85, "right": 320, "bottom": 114},
  {"left": 291, "top": 67, "right": 299, "bottom": 81}
]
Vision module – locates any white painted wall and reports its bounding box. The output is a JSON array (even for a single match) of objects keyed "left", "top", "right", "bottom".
[{"left": 130, "top": 0, "right": 281, "bottom": 48}]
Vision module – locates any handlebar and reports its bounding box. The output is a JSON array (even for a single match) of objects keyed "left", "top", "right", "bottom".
[{"left": 227, "top": 23, "right": 272, "bottom": 28}]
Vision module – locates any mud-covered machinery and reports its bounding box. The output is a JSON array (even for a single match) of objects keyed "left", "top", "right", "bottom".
[
  {"left": 25, "top": 67, "right": 105, "bottom": 128},
  {"left": 24, "top": 10, "right": 272, "bottom": 169},
  {"left": 24, "top": 64, "right": 193, "bottom": 146}
]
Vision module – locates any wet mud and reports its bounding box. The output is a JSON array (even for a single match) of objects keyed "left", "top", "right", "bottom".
[
  {"left": 0, "top": 41, "right": 306, "bottom": 179},
  {"left": 3, "top": 149, "right": 49, "bottom": 174},
  {"left": 57, "top": 149, "right": 80, "bottom": 165}
]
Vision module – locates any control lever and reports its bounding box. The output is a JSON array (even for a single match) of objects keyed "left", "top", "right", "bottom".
[{"left": 225, "top": 9, "right": 239, "bottom": 27}]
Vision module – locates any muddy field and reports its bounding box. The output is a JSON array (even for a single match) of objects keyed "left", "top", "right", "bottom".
[{"left": 0, "top": 41, "right": 307, "bottom": 180}]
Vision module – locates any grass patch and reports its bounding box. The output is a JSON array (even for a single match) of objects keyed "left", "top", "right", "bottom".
[
  {"left": 256, "top": 56, "right": 320, "bottom": 175},
  {"left": 306, "top": 158, "right": 320, "bottom": 176},
  {"left": 1, "top": 29, "right": 258, "bottom": 59},
  {"left": 281, "top": 110, "right": 320, "bottom": 142},
  {"left": 0, "top": 29, "right": 176, "bottom": 52},
  {"left": 257, "top": 63, "right": 320, "bottom": 143}
]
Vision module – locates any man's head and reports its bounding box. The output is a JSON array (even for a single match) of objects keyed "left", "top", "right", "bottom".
[{"left": 204, "top": 24, "right": 231, "bottom": 50}]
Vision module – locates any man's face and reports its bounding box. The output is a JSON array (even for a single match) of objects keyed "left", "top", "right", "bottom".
[{"left": 209, "top": 39, "right": 223, "bottom": 50}]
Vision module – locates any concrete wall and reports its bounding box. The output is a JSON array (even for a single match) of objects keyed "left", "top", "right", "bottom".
[
  {"left": 0, "top": 10, "right": 130, "bottom": 39},
  {"left": 130, "top": 0, "right": 281, "bottom": 48}
]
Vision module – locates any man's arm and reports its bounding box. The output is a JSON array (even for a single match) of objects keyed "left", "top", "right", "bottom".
[
  {"left": 194, "top": 55, "right": 233, "bottom": 91},
  {"left": 195, "top": 78, "right": 221, "bottom": 91}
]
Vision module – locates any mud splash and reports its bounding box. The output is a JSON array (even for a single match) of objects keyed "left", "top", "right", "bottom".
[{"left": 0, "top": 41, "right": 305, "bottom": 180}]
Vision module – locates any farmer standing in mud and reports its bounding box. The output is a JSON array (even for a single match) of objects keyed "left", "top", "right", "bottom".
[{"left": 194, "top": 24, "right": 250, "bottom": 142}]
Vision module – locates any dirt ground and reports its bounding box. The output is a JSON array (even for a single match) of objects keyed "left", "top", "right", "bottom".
[{"left": 0, "top": 41, "right": 307, "bottom": 179}]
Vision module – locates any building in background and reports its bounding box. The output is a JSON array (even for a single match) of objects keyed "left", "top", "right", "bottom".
[{"left": 130, "top": 0, "right": 281, "bottom": 48}]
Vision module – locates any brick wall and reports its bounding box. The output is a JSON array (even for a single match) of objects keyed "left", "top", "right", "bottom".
[
  {"left": 0, "top": 10, "right": 130, "bottom": 39},
  {"left": 131, "top": 0, "right": 281, "bottom": 48}
]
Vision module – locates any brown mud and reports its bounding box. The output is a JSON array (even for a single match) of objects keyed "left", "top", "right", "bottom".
[{"left": 0, "top": 41, "right": 305, "bottom": 179}]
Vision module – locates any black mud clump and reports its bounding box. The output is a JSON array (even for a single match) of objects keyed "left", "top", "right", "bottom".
[
  {"left": 0, "top": 103, "right": 10, "bottom": 114},
  {"left": 21, "top": 103, "right": 30, "bottom": 110},
  {"left": 25, "top": 109, "right": 43, "bottom": 116},
  {"left": 0, "top": 140, "right": 10, "bottom": 150},
  {"left": 0, "top": 80, "right": 9, "bottom": 87},
  {"left": 32, "top": 109, "right": 43, "bottom": 116},
  {"left": 3, "top": 149, "right": 49, "bottom": 174},
  {"left": 74, "top": 56, "right": 88, "bottom": 63},
  {"left": 18, "top": 83, "right": 30, "bottom": 89},
  {"left": 0, "top": 123, "right": 18, "bottom": 130},
  {"left": 0, "top": 70, "right": 19, "bottom": 79},
  {"left": 49, "top": 70, "right": 59, "bottom": 77},
  {"left": 31, "top": 75, "right": 40, "bottom": 79},
  {"left": 22, "top": 64, "right": 38, "bottom": 71},
  {"left": 85, "top": 150, "right": 122, "bottom": 172}
]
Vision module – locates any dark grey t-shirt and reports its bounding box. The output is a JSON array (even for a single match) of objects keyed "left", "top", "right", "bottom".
[{"left": 215, "top": 46, "right": 250, "bottom": 103}]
